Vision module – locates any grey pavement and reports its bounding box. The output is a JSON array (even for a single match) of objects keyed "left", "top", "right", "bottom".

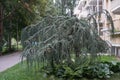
[{"left": 0, "top": 52, "right": 21, "bottom": 72}]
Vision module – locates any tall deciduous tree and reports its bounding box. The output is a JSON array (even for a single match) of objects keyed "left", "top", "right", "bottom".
[
  {"left": 0, "top": 0, "right": 49, "bottom": 52},
  {"left": 54, "top": 0, "right": 78, "bottom": 16}
]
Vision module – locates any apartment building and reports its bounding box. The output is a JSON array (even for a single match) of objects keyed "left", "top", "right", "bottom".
[
  {"left": 75, "top": 0, "right": 120, "bottom": 57},
  {"left": 109, "top": 0, "right": 120, "bottom": 57}
]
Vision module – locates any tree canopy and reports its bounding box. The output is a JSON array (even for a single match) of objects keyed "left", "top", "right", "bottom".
[{"left": 0, "top": 0, "right": 53, "bottom": 52}]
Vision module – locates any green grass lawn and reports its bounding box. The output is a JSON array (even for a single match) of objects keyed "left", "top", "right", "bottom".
[
  {"left": 0, "top": 56, "right": 120, "bottom": 80},
  {"left": 99, "top": 55, "right": 119, "bottom": 62},
  {"left": 0, "top": 63, "right": 49, "bottom": 80},
  {"left": 0, "top": 62, "right": 61, "bottom": 80}
]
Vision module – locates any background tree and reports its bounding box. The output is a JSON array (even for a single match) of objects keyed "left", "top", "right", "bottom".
[
  {"left": 0, "top": 3, "right": 3, "bottom": 54},
  {"left": 0, "top": 0, "right": 51, "bottom": 53},
  {"left": 54, "top": 0, "right": 78, "bottom": 16}
]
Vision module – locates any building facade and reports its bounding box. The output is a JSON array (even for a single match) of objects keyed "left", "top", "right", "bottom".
[{"left": 75, "top": 0, "right": 120, "bottom": 57}]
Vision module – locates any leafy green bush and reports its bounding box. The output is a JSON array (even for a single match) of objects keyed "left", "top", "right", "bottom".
[
  {"left": 42, "top": 64, "right": 83, "bottom": 79},
  {"left": 2, "top": 47, "right": 16, "bottom": 54},
  {"left": 83, "top": 63, "right": 113, "bottom": 79},
  {"left": 42, "top": 61, "right": 120, "bottom": 80},
  {"left": 102, "top": 61, "right": 120, "bottom": 73}
]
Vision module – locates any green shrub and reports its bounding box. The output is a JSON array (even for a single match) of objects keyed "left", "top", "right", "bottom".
[
  {"left": 42, "top": 64, "right": 83, "bottom": 79},
  {"left": 83, "top": 63, "right": 113, "bottom": 79},
  {"left": 42, "top": 62, "right": 120, "bottom": 79},
  {"left": 102, "top": 61, "right": 120, "bottom": 73}
]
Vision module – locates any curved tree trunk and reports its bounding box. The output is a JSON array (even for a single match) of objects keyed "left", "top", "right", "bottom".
[
  {"left": 8, "top": 18, "right": 12, "bottom": 51},
  {"left": 0, "top": 4, "right": 3, "bottom": 55}
]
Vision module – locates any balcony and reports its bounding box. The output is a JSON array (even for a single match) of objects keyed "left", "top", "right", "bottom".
[
  {"left": 84, "top": 0, "right": 103, "bottom": 10},
  {"left": 111, "top": 0, "right": 120, "bottom": 14},
  {"left": 89, "top": 0, "right": 102, "bottom": 5}
]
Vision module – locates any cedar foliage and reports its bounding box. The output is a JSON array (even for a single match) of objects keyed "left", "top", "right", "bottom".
[{"left": 21, "top": 16, "right": 109, "bottom": 68}]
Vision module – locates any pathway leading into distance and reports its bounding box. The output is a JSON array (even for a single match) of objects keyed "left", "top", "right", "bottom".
[{"left": 0, "top": 52, "right": 21, "bottom": 72}]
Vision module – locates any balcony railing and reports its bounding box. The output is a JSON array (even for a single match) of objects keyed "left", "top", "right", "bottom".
[
  {"left": 89, "top": 0, "right": 102, "bottom": 5},
  {"left": 85, "top": 0, "right": 103, "bottom": 10},
  {"left": 111, "top": 0, "right": 120, "bottom": 14}
]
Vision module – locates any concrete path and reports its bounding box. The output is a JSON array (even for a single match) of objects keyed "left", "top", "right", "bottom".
[{"left": 0, "top": 52, "right": 21, "bottom": 72}]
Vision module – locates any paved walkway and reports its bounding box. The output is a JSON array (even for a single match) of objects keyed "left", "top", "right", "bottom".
[{"left": 0, "top": 52, "right": 21, "bottom": 72}]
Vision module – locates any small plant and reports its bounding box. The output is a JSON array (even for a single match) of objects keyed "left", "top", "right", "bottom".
[
  {"left": 42, "top": 64, "right": 83, "bottom": 79},
  {"left": 42, "top": 62, "right": 117, "bottom": 79},
  {"left": 102, "top": 61, "right": 120, "bottom": 73},
  {"left": 83, "top": 63, "right": 113, "bottom": 79}
]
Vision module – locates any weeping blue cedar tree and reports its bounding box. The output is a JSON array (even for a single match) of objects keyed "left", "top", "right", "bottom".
[{"left": 21, "top": 15, "right": 111, "bottom": 70}]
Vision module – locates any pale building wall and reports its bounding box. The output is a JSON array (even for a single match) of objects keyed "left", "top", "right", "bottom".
[
  {"left": 112, "top": 15, "right": 120, "bottom": 31},
  {"left": 108, "top": 0, "right": 120, "bottom": 56},
  {"left": 110, "top": 0, "right": 120, "bottom": 11},
  {"left": 111, "top": 36, "right": 120, "bottom": 44},
  {"left": 75, "top": 0, "right": 120, "bottom": 56}
]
